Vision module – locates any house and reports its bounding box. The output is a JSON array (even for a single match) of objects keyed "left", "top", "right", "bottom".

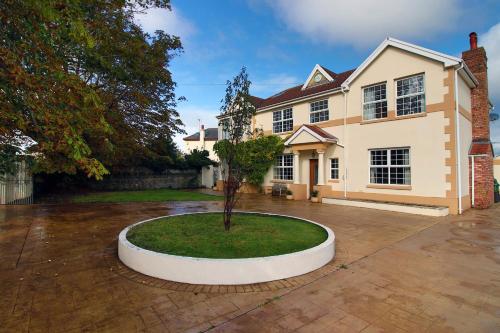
[
  {"left": 218, "top": 33, "right": 495, "bottom": 216},
  {"left": 183, "top": 125, "right": 219, "bottom": 188},
  {"left": 183, "top": 125, "right": 219, "bottom": 160}
]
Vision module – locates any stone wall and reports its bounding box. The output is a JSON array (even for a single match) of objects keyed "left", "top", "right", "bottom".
[{"left": 88, "top": 169, "right": 200, "bottom": 191}]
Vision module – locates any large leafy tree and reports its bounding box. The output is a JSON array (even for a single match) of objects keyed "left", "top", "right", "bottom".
[{"left": 0, "top": 0, "right": 183, "bottom": 179}]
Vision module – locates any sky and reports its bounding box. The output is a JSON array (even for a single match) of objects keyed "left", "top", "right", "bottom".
[{"left": 134, "top": 0, "right": 500, "bottom": 154}]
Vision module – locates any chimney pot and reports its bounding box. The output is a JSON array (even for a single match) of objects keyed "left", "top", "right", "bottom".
[{"left": 469, "top": 32, "right": 478, "bottom": 50}]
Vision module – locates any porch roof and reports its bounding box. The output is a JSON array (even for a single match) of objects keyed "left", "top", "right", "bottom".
[{"left": 284, "top": 125, "right": 338, "bottom": 147}]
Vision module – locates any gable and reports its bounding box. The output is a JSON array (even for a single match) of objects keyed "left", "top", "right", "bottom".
[
  {"left": 301, "top": 64, "right": 335, "bottom": 90},
  {"left": 342, "top": 37, "right": 477, "bottom": 89},
  {"left": 288, "top": 131, "right": 320, "bottom": 145},
  {"left": 305, "top": 70, "right": 330, "bottom": 89}
]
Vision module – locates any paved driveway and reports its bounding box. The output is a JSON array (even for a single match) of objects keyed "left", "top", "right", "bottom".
[{"left": 1, "top": 195, "right": 499, "bottom": 332}]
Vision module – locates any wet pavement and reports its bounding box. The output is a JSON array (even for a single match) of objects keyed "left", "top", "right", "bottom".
[{"left": 1, "top": 194, "right": 499, "bottom": 332}]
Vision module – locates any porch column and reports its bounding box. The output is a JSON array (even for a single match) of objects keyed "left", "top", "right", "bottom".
[
  {"left": 293, "top": 151, "right": 300, "bottom": 184},
  {"left": 317, "top": 150, "right": 325, "bottom": 185}
]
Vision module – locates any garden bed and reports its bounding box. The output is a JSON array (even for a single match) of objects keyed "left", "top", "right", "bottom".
[{"left": 118, "top": 212, "right": 335, "bottom": 285}]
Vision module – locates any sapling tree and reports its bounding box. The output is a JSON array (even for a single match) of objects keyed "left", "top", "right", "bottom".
[
  {"left": 214, "top": 68, "right": 284, "bottom": 231},
  {"left": 214, "top": 67, "right": 256, "bottom": 231}
]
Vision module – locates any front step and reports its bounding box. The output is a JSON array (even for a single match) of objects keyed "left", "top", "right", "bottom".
[{"left": 322, "top": 197, "right": 449, "bottom": 217}]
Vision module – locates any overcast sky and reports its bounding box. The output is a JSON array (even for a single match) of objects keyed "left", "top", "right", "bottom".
[{"left": 134, "top": 0, "right": 500, "bottom": 153}]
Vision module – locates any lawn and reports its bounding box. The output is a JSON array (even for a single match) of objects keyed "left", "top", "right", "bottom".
[
  {"left": 126, "top": 212, "right": 328, "bottom": 258},
  {"left": 72, "top": 189, "right": 222, "bottom": 203}
]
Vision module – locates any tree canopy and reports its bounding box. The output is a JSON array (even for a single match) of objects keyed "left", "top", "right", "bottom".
[{"left": 0, "top": 0, "right": 184, "bottom": 179}]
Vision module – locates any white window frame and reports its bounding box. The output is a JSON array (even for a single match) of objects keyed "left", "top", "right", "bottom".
[
  {"left": 362, "top": 82, "right": 388, "bottom": 120},
  {"left": 369, "top": 148, "right": 411, "bottom": 185},
  {"left": 273, "top": 108, "right": 293, "bottom": 134},
  {"left": 395, "top": 74, "right": 426, "bottom": 117},
  {"left": 330, "top": 158, "right": 339, "bottom": 180},
  {"left": 274, "top": 154, "right": 294, "bottom": 181},
  {"left": 310, "top": 99, "right": 329, "bottom": 123}
]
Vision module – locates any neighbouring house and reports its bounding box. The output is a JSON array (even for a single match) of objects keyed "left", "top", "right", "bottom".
[
  {"left": 183, "top": 125, "right": 219, "bottom": 160},
  {"left": 183, "top": 125, "right": 219, "bottom": 188},
  {"left": 217, "top": 33, "right": 495, "bottom": 216}
]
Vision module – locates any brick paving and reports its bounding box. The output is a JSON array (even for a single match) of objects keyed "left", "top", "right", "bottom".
[{"left": 1, "top": 195, "right": 499, "bottom": 332}]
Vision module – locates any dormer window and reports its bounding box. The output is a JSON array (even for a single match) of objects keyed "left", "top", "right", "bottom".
[{"left": 310, "top": 100, "right": 329, "bottom": 123}]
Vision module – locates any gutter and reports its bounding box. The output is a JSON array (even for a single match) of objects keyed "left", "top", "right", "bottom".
[
  {"left": 455, "top": 62, "right": 464, "bottom": 214},
  {"left": 256, "top": 87, "right": 343, "bottom": 113},
  {"left": 341, "top": 86, "right": 348, "bottom": 198}
]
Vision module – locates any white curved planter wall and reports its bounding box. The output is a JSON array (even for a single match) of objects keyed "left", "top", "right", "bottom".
[{"left": 118, "top": 212, "right": 335, "bottom": 285}]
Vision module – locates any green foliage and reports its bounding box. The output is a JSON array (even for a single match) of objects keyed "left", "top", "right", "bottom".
[
  {"left": 183, "top": 149, "right": 214, "bottom": 171},
  {"left": 126, "top": 212, "right": 328, "bottom": 258},
  {"left": 311, "top": 190, "right": 319, "bottom": 198},
  {"left": 0, "top": 145, "right": 21, "bottom": 176},
  {"left": 215, "top": 135, "right": 284, "bottom": 186},
  {"left": 216, "top": 67, "right": 258, "bottom": 230},
  {"left": 0, "top": 0, "right": 183, "bottom": 179}
]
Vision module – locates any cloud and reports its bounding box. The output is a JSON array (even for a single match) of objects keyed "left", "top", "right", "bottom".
[
  {"left": 251, "top": 74, "right": 301, "bottom": 96},
  {"left": 482, "top": 23, "right": 500, "bottom": 106},
  {"left": 134, "top": 6, "right": 195, "bottom": 39},
  {"left": 482, "top": 22, "right": 500, "bottom": 155},
  {"left": 265, "top": 0, "right": 461, "bottom": 48}
]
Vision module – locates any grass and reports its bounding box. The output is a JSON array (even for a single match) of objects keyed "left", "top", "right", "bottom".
[
  {"left": 71, "top": 188, "right": 222, "bottom": 203},
  {"left": 126, "top": 212, "right": 328, "bottom": 259}
]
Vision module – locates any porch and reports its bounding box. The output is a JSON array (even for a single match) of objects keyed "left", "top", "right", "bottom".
[{"left": 281, "top": 125, "right": 340, "bottom": 201}]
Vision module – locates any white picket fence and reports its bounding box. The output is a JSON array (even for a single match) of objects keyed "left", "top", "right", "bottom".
[{"left": 0, "top": 162, "right": 33, "bottom": 205}]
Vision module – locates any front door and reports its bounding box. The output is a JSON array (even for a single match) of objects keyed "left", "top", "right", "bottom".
[{"left": 309, "top": 159, "right": 318, "bottom": 195}]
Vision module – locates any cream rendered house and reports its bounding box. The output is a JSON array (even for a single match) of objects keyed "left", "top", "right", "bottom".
[
  {"left": 227, "top": 34, "right": 495, "bottom": 216},
  {"left": 183, "top": 125, "right": 218, "bottom": 160}
]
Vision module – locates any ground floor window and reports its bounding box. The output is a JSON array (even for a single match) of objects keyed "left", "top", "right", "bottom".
[
  {"left": 330, "top": 158, "right": 339, "bottom": 179},
  {"left": 274, "top": 154, "right": 294, "bottom": 180},
  {"left": 370, "top": 148, "right": 410, "bottom": 185}
]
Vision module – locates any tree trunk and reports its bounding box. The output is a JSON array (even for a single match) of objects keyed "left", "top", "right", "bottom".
[{"left": 223, "top": 167, "right": 235, "bottom": 231}]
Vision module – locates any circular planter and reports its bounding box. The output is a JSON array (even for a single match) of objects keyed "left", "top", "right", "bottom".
[
  {"left": 118, "top": 212, "right": 335, "bottom": 285},
  {"left": 311, "top": 197, "right": 319, "bottom": 203}
]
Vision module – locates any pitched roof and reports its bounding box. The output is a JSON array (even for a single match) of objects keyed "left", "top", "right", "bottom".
[
  {"left": 255, "top": 37, "right": 481, "bottom": 111},
  {"left": 303, "top": 124, "right": 338, "bottom": 141},
  {"left": 248, "top": 95, "right": 264, "bottom": 108},
  {"left": 183, "top": 128, "right": 218, "bottom": 141},
  {"left": 284, "top": 124, "right": 338, "bottom": 146},
  {"left": 257, "top": 69, "right": 355, "bottom": 109}
]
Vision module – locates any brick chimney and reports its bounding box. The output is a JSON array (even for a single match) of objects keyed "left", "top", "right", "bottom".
[{"left": 462, "top": 32, "right": 494, "bottom": 209}]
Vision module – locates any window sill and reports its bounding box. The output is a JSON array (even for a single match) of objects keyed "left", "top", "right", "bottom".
[
  {"left": 361, "top": 112, "right": 426, "bottom": 125},
  {"left": 328, "top": 179, "right": 340, "bottom": 183},
  {"left": 395, "top": 112, "right": 427, "bottom": 120},
  {"left": 271, "top": 179, "right": 294, "bottom": 184},
  {"left": 273, "top": 130, "right": 294, "bottom": 135},
  {"left": 367, "top": 184, "right": 412, "bottom": 190}
]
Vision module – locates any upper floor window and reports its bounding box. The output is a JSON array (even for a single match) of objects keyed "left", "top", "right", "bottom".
[
  {"left": 310, "top": 99, "right": 329, "bottom": 123},
  {"left": 274, "top": 154, "right": 294, "bottom": 180},
  {"left": 330, "top": 158, "right": 339, "bottom": 180},
  {"left": 219, "top": 119, "right": 230, "bottom": 140},
  {"left": 363, "top": 83, "right": 387, "bottom": 120},
  {"left": 396, "top": 74, "right": 425, "bottom": 116},
  {"left": 273, "top": 108, "right": 293, "bottom": 133},
  {"left": 370, "top": 148, "right": 411, "bottom": 185}
]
